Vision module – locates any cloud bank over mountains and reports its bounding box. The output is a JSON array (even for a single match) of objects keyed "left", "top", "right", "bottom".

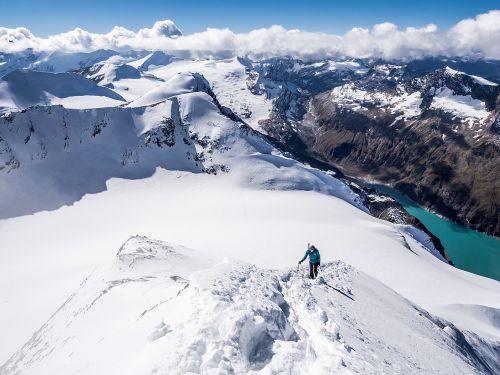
[{"left": 1, "top": 11, "right": 500, "bottom": 60}]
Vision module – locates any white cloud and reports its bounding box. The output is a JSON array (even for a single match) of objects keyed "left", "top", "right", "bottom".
[
  {"left": 0, "top": 27, "right": 36, "bottom": 46},
  {"left": 136, "top": 20, "right": 182, "bottom": 38},
  {"left": 1, "top": 11, "right": 500, "bottom": 60}
]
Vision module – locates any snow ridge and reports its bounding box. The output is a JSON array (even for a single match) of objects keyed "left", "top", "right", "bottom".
[
  {"left": 0, "top": 69, "right": 126, "bottom": 111},
  {"left": 2, "top": 236, "right": 498, "bottom": 375}
]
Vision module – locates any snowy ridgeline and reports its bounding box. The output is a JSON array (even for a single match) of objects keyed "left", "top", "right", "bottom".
[
  {"left": 1, "top": 53, "right": 498, "bottom": 132},
  {"left": 1, "top": 236, "right": 498, "bottom": 375},
  {"left": 327, "top": 66, "right": 498, "bottom": 127},
  {"left": 0, "top": 69, "right": 363, "bottom": 220}
]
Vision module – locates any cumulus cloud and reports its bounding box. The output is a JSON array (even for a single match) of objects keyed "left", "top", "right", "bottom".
[
  {"left": 1, "top": 11, "right": 500, "bottom": 60},
  {"left": 136, "top": 20, "right": 182, "bottom": 38}
]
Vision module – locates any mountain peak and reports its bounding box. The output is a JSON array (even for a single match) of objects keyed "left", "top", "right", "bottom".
[{"left": 443, "top": 65, "right": 498, "bottom": 86}]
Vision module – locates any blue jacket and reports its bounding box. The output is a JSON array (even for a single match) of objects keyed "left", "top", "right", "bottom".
[{"left": 300, "top": 248, "right": 320, "bottom": 264}]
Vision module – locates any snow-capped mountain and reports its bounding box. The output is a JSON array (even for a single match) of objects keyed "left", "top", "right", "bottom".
[
  {"left": 0, "top": 49, "right": 499, "bottom": 374},
  {"left": 0, "top": 63, "right": 364, "bottom": 221},
  {"left": 85, "top": 62, "right": 143, "bottom": 86},
  {"left": 0, "top": 69, "right": 126, "bottom": 111},
  {"left": 128, "top": 51, "right": 175, "bottom": 72},
  {"left": 0, "top": 49, "right": 124, "bottom": 77},
  {"left": 249, "top": 58, "right": 500, "bottom": 236}
]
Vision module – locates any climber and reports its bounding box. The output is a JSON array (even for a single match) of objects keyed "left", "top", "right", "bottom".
[{"left": 298, "top": 243, "right": 321, "bottom": 279}]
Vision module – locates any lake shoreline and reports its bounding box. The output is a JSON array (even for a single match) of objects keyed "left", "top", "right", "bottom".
[{"left": 355, "top": 179, "right": 500, "bottom": 282}]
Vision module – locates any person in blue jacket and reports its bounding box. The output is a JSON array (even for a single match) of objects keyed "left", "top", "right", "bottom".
[{"left": 299, "top": 243, "right": 321, "bottom": 279}]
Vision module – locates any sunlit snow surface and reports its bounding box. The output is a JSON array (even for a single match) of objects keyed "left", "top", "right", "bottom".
[
  {"left": 0, "top": 70, "right": 126, "bottom": 112},
  {"left": 430, "top": 87, "right": 490, "bottom": 121},
  {"left": 145, "top": 58, "right": 273, "bottom": 132},
  {"left": 330, "top": 84, "right": 422, "bottom": 118},
  {"left": 1, "top": 169, "right": 500, "bottom": 374},
  {"left": 1, "top": 236, "right": 499, "bottom": 375},
  {"left": 444, "top": 66, "right": 498, "bottom": 87}
]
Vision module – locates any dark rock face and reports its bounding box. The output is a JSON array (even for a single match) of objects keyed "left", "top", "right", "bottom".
[
  {"left": 309, "top": 103, "right": 500, "bottom": 236},
  {"left": 250, "top": 58, "right": 500, "bottom": 236}
]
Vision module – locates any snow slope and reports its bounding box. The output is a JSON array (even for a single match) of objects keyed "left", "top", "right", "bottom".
[
  {"left": 128, "top": 51, "right": 174, "bottom": 71},
  {"left": 1, "top": 166, "right": 500, "bottom": 367},
  {"left": 1, "top": 236, "right": 498, "bottom": 374},
  {"left": 430, "top": 87, "right": 490, "bottom": 121},
  {"left": 145, "top": 57, "right": 273, "bottom": 131},
  {"left": 444, "top": 66, "right": 498, "bottom": 87},
  {"left": 329, "top": 83, "right": 422, "bottom": 119},
  {"left": 0, "top": 70, "right": 125, "bottom": 111},
  {"left": 126, "top": 72, "right": 211, "bottom": 108},
  {"left": 30, "top": 50, "right": 121, "bottom": 73},
  {"left": 86, "top": 62, "right": 142, "bottom": 86},
  {"left": 0, "top": 50, "right": 122, "bottom": 78},
  {"left": 0, "top": 98, "right": 202, "bottom": 219},
  {"left": 0, "top": 77, "right": 355, "bottom": 219}
]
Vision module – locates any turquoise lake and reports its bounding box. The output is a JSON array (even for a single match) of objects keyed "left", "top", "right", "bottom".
[{"left": 368, "top": 184, "right": 500, "bottom": 282}]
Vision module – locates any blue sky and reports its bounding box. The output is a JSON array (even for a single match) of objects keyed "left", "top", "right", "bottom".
[{"left": 1, "top": 0, "right": 498, "bottom": 36}]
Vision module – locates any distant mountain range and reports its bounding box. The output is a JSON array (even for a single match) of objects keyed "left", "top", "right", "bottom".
[
  {"left": 0, "top": 50, "right": 498, "bottom": 236},
  {"left": 250, "top": 57, "right": 500, "bottom": 236}
]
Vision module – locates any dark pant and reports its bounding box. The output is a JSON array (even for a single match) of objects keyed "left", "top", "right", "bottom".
[{"left": 309, "top": 262, "right": 319, "bottom": 279}]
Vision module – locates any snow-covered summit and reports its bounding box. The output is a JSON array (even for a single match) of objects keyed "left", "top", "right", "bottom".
[
  {"left": 444, "top": 66, "right": 498, "bottom": 87},
  {"left": 128, "top": 51, "right": 175, "bottom": 71},
  {"left": 0, "top": 69, "right": 126, "bottom": 111},
  {"left": 1, "top": 236, "right": 498, "bottom": 375},
  {"left": 127, "top": 72, "right": 211, "bottom": 107},
  {"left": 86, "top": 62, "right": 142, "bottom": 86}
]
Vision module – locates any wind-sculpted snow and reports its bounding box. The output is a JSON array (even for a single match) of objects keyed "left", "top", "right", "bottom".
[
  {"left": 0, "top": 70, "right": 126, "bottom": 111},
  {"left": 86, "top": 62, "right": 142, "bottom": 86},
  {"left": 127, "top": 72, "right": 212, "bottom": 108},
  {"left": 129, "top": 51, "right": 175, "bottom": 72},
  {"left": 2, "top": 236, "right": 498, "bottom": 375}
]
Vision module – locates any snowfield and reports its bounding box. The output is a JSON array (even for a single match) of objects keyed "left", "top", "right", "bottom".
[
  {"left": 0, "top": 70, "right": 126, "bottom": 112},
  {"left": 133, "top": 57, "right": 274, "bottom": 132},
  {"left": 329, "top": 84, "right": 423, "bottom": 119},
  {"left": 430, "top": 87, "right": 490, "bottom": 122},
  {"left": 126, "top": 72, "right": 211, "bottom": 108},
  {"left": 1, "top": 169, "right": 500, "bottom": 373},
  {"left": 0, "top": 51, "right": 500, "bottom": 374},
  {"left": 1, "top": 237, "right": 498, "bottom": 374}
]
